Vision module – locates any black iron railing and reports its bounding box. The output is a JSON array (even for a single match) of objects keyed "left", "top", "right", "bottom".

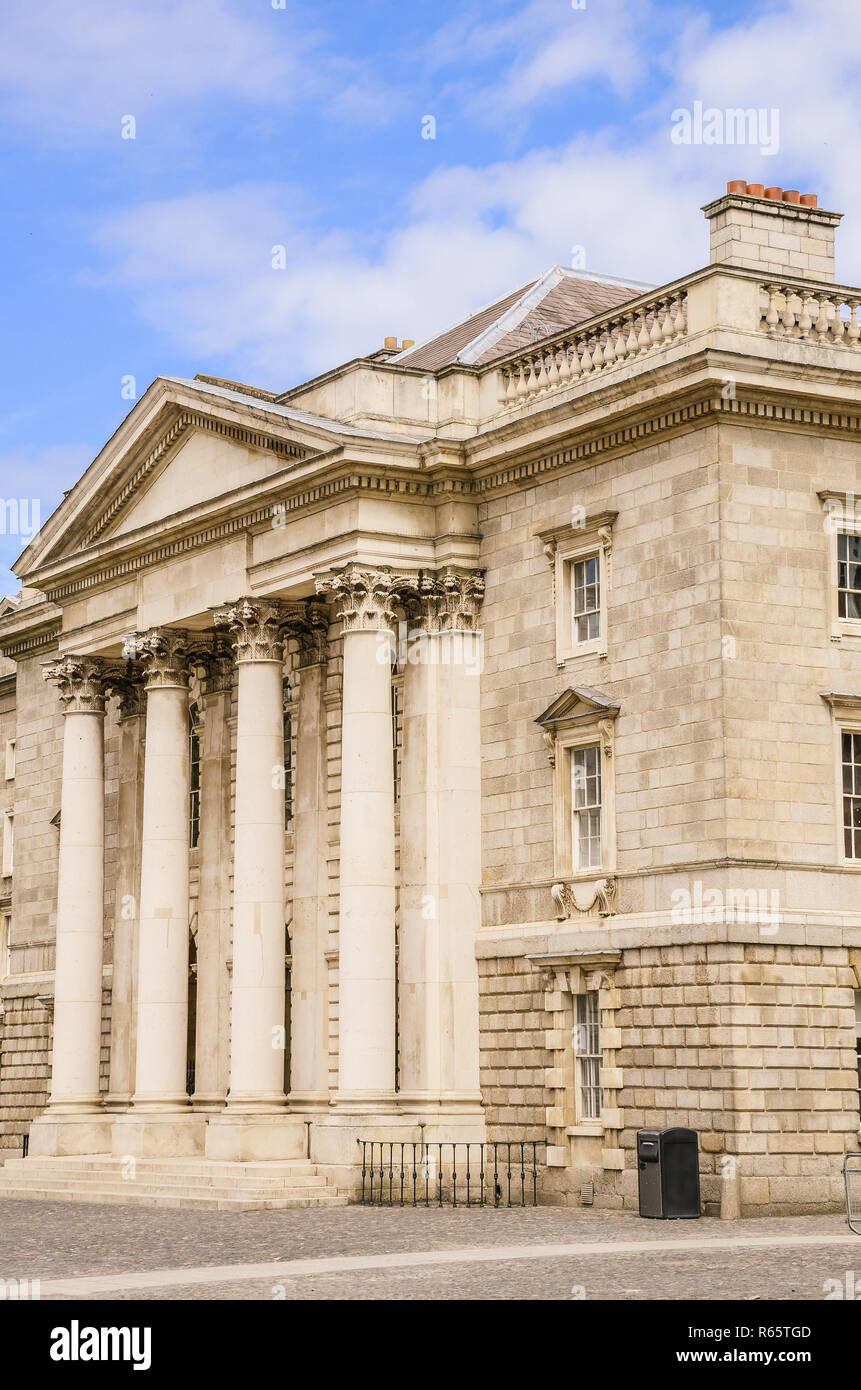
[{"left": 359, "top": 1141, "right": 544, "bottom": 1207}]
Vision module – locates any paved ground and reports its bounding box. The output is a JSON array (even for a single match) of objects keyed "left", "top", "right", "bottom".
[{"left": 1, "top": 1199, "right": 859, "bottom": 1300}]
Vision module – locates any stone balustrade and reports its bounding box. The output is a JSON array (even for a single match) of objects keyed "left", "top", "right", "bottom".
[
  {"left": 759, "top": 280, "right": 861, "bottom": 346},
  {"left": 496, "top": 289, "right": 689, "bottom": 410}
]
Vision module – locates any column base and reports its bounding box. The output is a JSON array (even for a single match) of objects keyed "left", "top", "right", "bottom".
[
  {"left": 28, "top": 1111, "right": 114, "bottom": 1157},
  {"left": 190, "top": 1093, "right": 228, "bottom": 1113},
  {"left": 287, "top": 1091, "right": 331, "bottom": 1113},
  {"left": 204, "top": 1114, "right": 309, "bottom": 1162},
  {"left": 111, "top": 1112, "right": 207, "bottom": 1158}
]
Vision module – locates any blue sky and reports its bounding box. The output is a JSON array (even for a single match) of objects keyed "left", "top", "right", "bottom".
[{"left": 1, "top": 0, "right": 858, "bottom": 595}]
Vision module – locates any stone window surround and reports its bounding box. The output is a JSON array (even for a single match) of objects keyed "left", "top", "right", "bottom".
[
  {"left": 536, "top": 510, "right": 617, "bottom": 666},
  {"left": 4, "top": 739, "right": 14, "bottom": 782},
  {"left": 538, "top": 691, "right": 619, "bottom": 887},
  {"left": 819, "top": 490, "right": 861, "bottom": 645},
  {"left": 527, "top": 948, "right": 623, "bottom": 1170},
  {"left": 0, "top": 905, "right": 10, "bottom": 983},
  {"left": 821, "top": 692, "right": 861, "bottom": 867},
  {"left": 1, "top": 811, "right": 12, "bottom": 877}
]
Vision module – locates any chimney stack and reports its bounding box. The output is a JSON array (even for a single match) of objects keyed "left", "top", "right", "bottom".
[{"left": 703, "top": 181, "right": 842, "bottom": 283}]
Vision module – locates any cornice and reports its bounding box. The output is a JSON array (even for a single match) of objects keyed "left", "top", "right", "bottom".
[
  {"left": 37, "top": 467, "right": 472, "bottom": 603},
  {"left": 23, "top": 380, "right": 861, "bottom": 611}
]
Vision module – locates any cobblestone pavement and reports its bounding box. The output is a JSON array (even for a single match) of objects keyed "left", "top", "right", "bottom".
[{"left": 1, "top": 1199, "right": 858, "bottom": 1300}]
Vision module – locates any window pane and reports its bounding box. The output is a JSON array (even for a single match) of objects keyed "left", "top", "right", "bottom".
[
  {"left": 575, "top": 992, "right": 602, "bottom": 1121},
  {"left": 842, "top": 730, "right": 861, "bottom": 858},
  {"left": 837, "top": 533, "right": 861, "bottom": 619},
  {"left": 571, "top": 553, "right": 600, "bottom": 645}
]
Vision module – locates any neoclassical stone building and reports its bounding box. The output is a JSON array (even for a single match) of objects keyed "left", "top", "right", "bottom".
[{"left": 1, "top": 181, "right": 860, "bottom": 1213}]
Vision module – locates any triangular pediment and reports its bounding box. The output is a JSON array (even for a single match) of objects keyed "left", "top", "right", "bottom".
[
  {"left": 13, "top": 376, "right": 399, "bottom": 581},
  {"left": 102, "top": 422, "right": 307, "bottom": 543},
  {"left": 535, "top": 685, "right": 621, "bottom": 728}
]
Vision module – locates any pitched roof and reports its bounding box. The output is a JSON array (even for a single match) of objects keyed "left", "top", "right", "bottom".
[{"left": 394, "top": 266, "right": 654, "bottom": 371}]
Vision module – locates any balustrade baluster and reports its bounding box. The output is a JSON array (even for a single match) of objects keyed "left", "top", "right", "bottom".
[
  {"left": 833, "top": 301, "right": 847, "bottom": 346},
  {"left": 848, "top": 302, "right": 861, "bottom": 348},
  {"left": 815, "top": 296, "right": 831, "bottom": 343},
  {"left": 764, "top": 285, "right": 780, "bottom": 336},
  {"left": 798, "top": 294, "right": 813, "bottom": 339}
]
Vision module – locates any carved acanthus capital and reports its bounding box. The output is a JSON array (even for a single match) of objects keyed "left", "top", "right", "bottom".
[
  {"left": 213, "top": 598, "right": 289, "bottom": 662},
  {"left": 124, "top": 628, "right": 191, "bottom": 688},
  {"left": 286, "top": 598, "right": 329, "bottom": 668},
  {"left": 189, "top": 635, "right": 235, "bottom": 696},
  {"left": 43, "top": 654, "right": 110, "bottom": 714},
  {"left": 314, "top": 566, "right": 400, "bottom": 634},
  {"left": 398, "top": 567, "right": 485, "bottom": 634},
  {"left": 104, "top": 666, "right": 145, "bottom": 719}
]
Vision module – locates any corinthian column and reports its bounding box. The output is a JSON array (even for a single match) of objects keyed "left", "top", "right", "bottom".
[
  {"left": 214, "top": 598, "right": 288, "bottom": 1110},
  {"left": 286, "top": 602, "right": 330, "bottom": 1109},
  {"left": 129, "top": 628, "right": 192, "bottom": 1111},
  {"left": 41, "top": 655, "right": 109, "bottom": 1115},
  {"left": 315, "top": 566, "right": 399, "bottom": 1104},
  {"left": 398, "top": 569, "right": 485, "bottom": 1120}
]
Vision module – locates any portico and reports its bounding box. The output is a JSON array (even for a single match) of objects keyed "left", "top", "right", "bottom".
[{"left": 27, "top": 563, "right": 487, "bottom": 1173}]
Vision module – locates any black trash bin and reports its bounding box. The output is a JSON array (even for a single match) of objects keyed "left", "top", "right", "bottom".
[{"left": 637, "top": 1127, "right": 700, "bottom": 1219}]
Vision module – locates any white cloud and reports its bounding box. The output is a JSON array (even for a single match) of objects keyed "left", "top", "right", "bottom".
[{"left": 0, "top": 0, "right": 396, "bottom": 143}]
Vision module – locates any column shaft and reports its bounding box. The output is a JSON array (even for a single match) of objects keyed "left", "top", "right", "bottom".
[
  {"left": 398, "top": 575, "right": 484, "bottom": 1106},
  {"left": 106, "top": 701, "right": 145, "bottom": 1105},
  {"left": 229, "top": 656, "right": 287, "bottom": 1106},
  {"left": 193, "top": 683, "right": 233, "bottom": 1106},
  {"left": 132, "top": 629, "right": 192, "bottom": 1110},
  {"left": 289, "top": 657, "right": 331, "bottom": 1106},
  {"left": 338, "top": 627, "right": 397, "bottom": 1098},
  {"left": 49, "top": 707, "right": 106, "bottom": 1109}
]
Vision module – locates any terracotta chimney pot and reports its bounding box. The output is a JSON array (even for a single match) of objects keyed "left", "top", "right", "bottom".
[
  {"left": 384, "top": 336, "right": 398, "bottom": 350},
  {"left": 800, "top": 193, "right": 818, "bottom": 208},
  {"left": 764, "top": 187, "right": 783, "bottom": 201},
  {"left": 782, "top": 190, "right": 801, "bottom": 204},
  {"left": 726, "top": 180, "right": 747, "bottom": 194},
  {"left": 746, "top": 183, "right": 764, "bottom": 197}
]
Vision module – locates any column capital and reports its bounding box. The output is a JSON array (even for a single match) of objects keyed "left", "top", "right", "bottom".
[
  {"left": 400, "top": 566, "right": 485, "bottom": 632},
  {"left": 314, "top": 565, "right": 404, "bottom": 634},
  {"left": 43, "top": 654, "right": 111, "bottom": 713},
  {"left": 124, "top": 627, "right": 191, "bottom": 688},
  {"left": 109, "top": 674, "right": 145, "bottom": 720},
  {"left": 214, "top": 597, "right": 289, "bottom": 662},
  {"left": 286, "top": 598, "right": 330, "bottom": 668},
  {"left": 190, "top": 635, "right": 235, "bottom": 696}
]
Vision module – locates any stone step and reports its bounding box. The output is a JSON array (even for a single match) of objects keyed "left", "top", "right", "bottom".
[
  {"left": 0, "top": 1165, "right": 329, "bottom": 1190},
  {"left": 0, "top": 1184, "right": 348, "bottom": 1211},
  {"left": 2, "top": 1156, "right": 320, "bottom": 1178},
  {"left": 0, "top": 1184, "right": 343, "bottom": 1206}
]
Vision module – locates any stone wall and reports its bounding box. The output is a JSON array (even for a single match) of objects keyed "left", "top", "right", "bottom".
[
  {"left": 478, "top": 425, "right": 725, "bottom": 933},
  {"left": 478, "top": 955, "right": 548, "bottom": 1143},
  {"left": 615, "top": 941, "right": 860, "bottom": 1217},
  {"left": 478, "top": 939, "right": 861, "bottom": 1215}
]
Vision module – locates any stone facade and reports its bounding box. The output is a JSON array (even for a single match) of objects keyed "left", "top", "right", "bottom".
[{"left": 0, "top": 181, "right": 860, "bottom": 1210}]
